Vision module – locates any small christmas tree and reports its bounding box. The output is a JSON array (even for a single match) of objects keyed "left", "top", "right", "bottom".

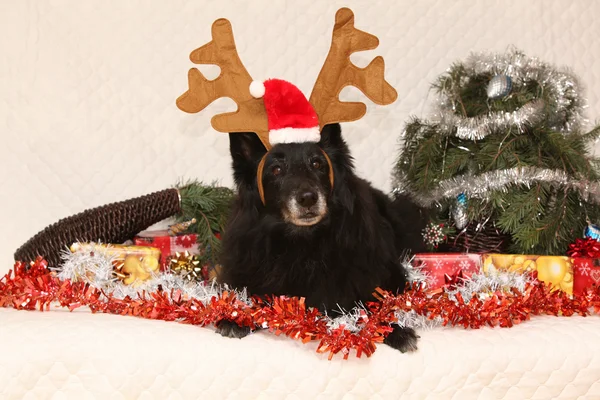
[{"left": 394, "top": 48, "right": 600, "bottom": 255}]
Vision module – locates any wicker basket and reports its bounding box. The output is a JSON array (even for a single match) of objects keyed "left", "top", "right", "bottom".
[
  {"left": 14, "top": 188, "right": 181, "bottom": 268},
  {"left": 439, "top": 221, "right": 513, "bottom": 254}
]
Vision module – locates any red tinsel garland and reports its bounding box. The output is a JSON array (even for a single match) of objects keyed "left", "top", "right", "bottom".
[{"left": 1, "top": 257, "right": 600, "bottom": 360}]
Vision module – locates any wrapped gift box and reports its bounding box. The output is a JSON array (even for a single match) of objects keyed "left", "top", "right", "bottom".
[
  {"left": 70, "top": 242, "right": 161, "bottom": 285},
  {"left": 134, "top": 230, "right": 221, "bottom": 282},
  {"left": 482, "top": 254, "right": 573, "bottom": 295},
  {"left": 572, "top": 258, "right": 600, "bottom": 295},
  {"left": 134, "top": 230, "right": 203, "bottom": 269},
  {"left": 411, "top": 253, "right": 483, "bottom": 291}
]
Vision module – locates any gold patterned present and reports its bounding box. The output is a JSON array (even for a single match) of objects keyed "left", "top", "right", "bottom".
[
  {"left": 482, "top": 254, "right": 573, "bottom": 294},
  {"left": 70, "top": 242, "right": 161, "bottom": 286}
]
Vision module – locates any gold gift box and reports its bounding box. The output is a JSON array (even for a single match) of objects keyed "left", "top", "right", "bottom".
[
  {"left": 70, "top": 242, "right": 161, "bottom": 286},
  {"left": 482, "top": 254, "right": 573, "bottom": 294}
]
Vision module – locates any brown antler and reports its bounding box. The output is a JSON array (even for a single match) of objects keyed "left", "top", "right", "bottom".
[
  {"left": 176, "top": 18, "right": 270, "bottom": 149},
  {"left": 309, "top": 8, "right": 398, "bottom": 128}
]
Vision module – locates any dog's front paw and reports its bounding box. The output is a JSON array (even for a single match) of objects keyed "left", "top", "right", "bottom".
[
  {"left": 215, "top": 320, "right": 252, "bottom": 339},
  {"left": 384, "top": 326, "right": 419, "bottom": 353}
]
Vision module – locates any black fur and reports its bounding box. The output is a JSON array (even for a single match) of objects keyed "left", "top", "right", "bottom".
[
  {"left": 218, "top": 124, "right": 427, "bottom": 352},
  {"left": 215, "top": 320, "right": 252, "bottom": 339}
]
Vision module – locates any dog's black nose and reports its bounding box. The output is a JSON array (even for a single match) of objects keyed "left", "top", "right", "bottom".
[{"left": 297, "top": 191, "right": 318, "bottom": 208}]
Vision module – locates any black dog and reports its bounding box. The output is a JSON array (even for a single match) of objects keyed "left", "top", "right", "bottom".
[{"left": 216, "top": 124, "right": 427, "bottom": 352}]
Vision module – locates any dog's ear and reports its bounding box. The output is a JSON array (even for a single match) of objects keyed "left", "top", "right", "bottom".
[
  {"left": 318, "top": 123, "right": 356, "bottom": 213},
  {"left": 318, "top": 123, "right": 345, "bottom": 150},
  {"left": 319, "top": 123, "right": 353, "bottom": 168},
  {"left": 229, "top": 132, "right": 267, "bottom": 186}
]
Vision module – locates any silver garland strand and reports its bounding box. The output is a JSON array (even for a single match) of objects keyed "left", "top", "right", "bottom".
[
  {"left": 403, "top": 256, "right": 429, "bottom": 288},
  {"left": 395, "top": 166, "right": 600, "bottom": 208},
  {"left": 436, "top": 99, "right": 545, "bottom": 141},
  {"left": 326, "top": 306, "right": 367, "bottom": 333},
  {"left": 57, "top": 242, "right": 117, "bottom": 286},
  {"left": 394, "top": 310, "right": 444, "bottom": 330},
  {"left": 59, "top": 243, "right": 251, "bottom": 305},
  {"left": 444, "top": 268, "right": 531, "bottom": 304},
  {"left": 436, "top": 47, "right": 585, "bottom": 138}
]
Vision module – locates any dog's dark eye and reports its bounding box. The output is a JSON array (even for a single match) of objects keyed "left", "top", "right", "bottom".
[
  {"left": 272, "top": 166, "right": 282, "bottom": 176},
  {"left": 311, "top": 160, "right": 321, "bottom": 169}
]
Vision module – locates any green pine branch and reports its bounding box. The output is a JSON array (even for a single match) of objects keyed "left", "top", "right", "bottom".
[{"left": 175, "top": 180, "right": 235, "bottom": 264}]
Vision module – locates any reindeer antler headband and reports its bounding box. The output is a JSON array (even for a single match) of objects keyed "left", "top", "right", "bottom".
[{"left": 176, "top": 8, "right": 397, "bottom": 204}]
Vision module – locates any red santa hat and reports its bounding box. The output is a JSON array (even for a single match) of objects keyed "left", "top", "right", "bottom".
[{"left": 249, "top": 79, "right": 320, "bottom": 146}]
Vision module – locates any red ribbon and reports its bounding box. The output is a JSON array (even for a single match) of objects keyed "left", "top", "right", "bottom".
[
  {"left": 567, "top": 238, "right": 600, "bottom": 258},
  {"left": 444, "top": 269, "right": 466, "bottom": 290}
]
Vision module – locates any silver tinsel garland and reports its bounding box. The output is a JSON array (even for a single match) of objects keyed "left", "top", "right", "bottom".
[
  {"left": 394, "top": 310, "right": 444, "bottom": 330},
  {"left": 58, "top": 243, "right": 251, "bottom": 305},
  {"left": 394, "top": 166, "right": 600, "bottom": 208},
  {"left": 57, "top": 242, "right": 117, "bottom": 285},
  {"left": 325, "top": 306, "right": 367, "bottom": 333},
  {"left": 436, "top": 47, "right": 585, "bottom": 140},
  {"left": 437, "top": 99, "right": 545, "bottom": 141},
  {"left": 403, "top": 256, "right": 429, "bottom": 288},
  {"left": 444, "top": 265, "right": 530, "bottom": 303}
]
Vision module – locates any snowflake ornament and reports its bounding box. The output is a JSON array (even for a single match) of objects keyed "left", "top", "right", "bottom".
[{"left": 422, "top": 222, "right": 447, "bottom": 249}]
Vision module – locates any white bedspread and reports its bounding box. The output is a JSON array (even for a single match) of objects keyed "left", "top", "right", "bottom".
[{"left": 1, "top": 309, "right": 599, "bottom": 399}]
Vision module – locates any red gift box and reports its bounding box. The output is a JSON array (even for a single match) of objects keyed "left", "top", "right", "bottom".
[
  {"left": 134, "top": 230, "right": 203, "bottom": 270},
  {"left": 412, "top": 253, "right": 483, "bottom": 291},
  {"left": 573, "top": 258, "right": 600, "bottom": 295}
]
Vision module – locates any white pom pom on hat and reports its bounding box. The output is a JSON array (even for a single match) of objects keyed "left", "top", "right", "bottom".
[{"left": 249, "top": 80, "right": 265, "bottom": 98}]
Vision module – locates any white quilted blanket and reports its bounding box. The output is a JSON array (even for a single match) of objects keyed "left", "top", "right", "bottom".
[
  {"left": 1, "top": 309, "right": 599, "bottom": 399},
  {"left": 3, "top": 0, "right": 600, "bottom": 398}
]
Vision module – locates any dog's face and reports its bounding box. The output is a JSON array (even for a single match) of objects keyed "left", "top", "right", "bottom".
[
  {"left": 261, "top": 143, "right": 331, "bottom": 226},
  {"left": 229, "top": 124, "right": 352, "bottom": 228}
]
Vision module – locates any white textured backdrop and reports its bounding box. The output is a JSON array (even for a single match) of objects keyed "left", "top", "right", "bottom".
[{"left": 1, "top": 0, "right": 600, "bottom": 274}]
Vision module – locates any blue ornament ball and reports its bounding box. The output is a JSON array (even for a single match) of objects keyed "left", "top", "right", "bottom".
[{"left": 487, "top": 74, "right": 512, "bottom": 99}]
